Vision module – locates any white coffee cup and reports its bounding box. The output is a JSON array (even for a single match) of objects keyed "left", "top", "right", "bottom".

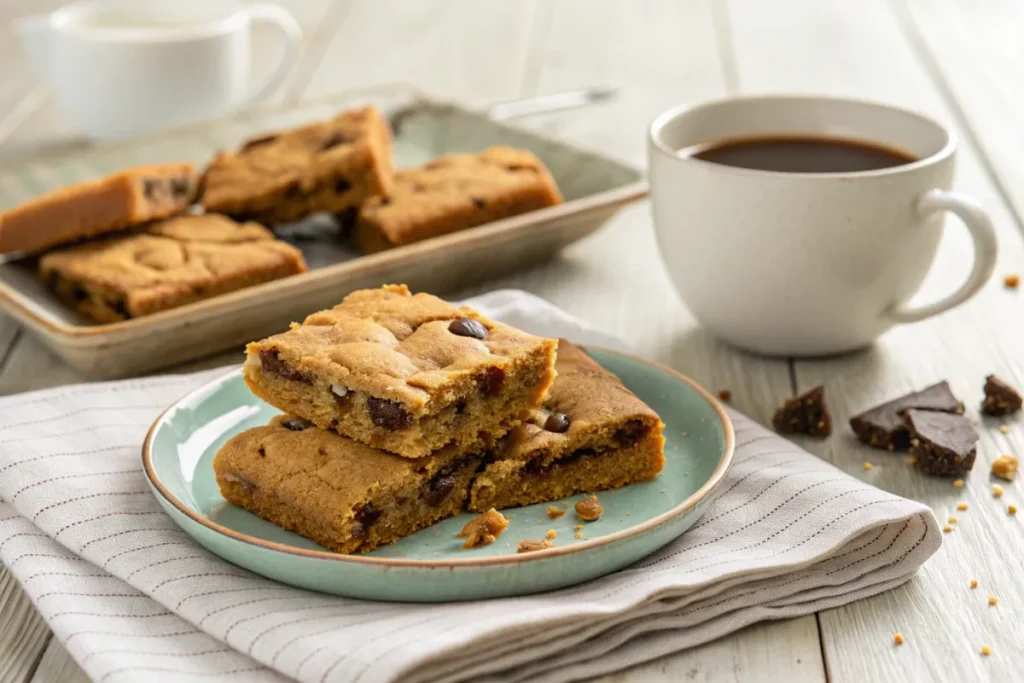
[
  {"left": 648, "top": 95, "right": 998, "bottom": 356},
  {"left": 15, "top": 0, "right": 302, "bottom": 140}
]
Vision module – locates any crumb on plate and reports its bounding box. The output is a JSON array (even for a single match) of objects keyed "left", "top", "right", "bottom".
[
  {"left": 517, "top": 539, "right": 553, "bottom": 553},
  {"left": 457, "top": 508, "right": 509, "bottom": 549},
  {"left": 575, "top": 496, "right": 603, "bottom": 522},
  {"left": 546, "top": 505, "right": 565, "bottom": 519}
]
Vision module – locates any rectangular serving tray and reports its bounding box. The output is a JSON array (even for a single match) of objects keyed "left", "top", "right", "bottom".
[{"left": 0, "top": 85, "right": 646, "bottom": 378}]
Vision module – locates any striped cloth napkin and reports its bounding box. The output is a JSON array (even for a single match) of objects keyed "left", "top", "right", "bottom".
[{"left": 0, "top": 290, "right": 941, "bottom": 683}]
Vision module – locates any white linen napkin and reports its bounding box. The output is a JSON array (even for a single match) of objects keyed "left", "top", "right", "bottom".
[{"left": 0, "top": 290, "right": 941, "bottom": 683}]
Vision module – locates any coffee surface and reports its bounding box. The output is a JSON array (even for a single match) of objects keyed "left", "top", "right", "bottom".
[{"left": 688, "top": 135, "right": 916, "bottom": 173}]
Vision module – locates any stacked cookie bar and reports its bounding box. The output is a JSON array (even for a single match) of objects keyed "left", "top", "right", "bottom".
[
  {"left": 0, "top": 106, "right": 563, "bottom": 324},
  {"left": 214, "top": 285, "right": 666, "bottom": 554}
]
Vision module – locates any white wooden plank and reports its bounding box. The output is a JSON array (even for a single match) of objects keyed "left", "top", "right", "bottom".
[
  {"left": 0, "top": 566, "right": 51, "bottom": 683},
  {"left": 29, "top": 638, "right": 90, "bottom": 683},
  {"left": 726, "top": 1, "right": 1024, "bottom": 681}
]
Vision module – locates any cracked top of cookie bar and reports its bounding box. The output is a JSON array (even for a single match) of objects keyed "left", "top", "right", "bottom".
[
  {"left": 40, "top": 213, "right": 307, "bottom": 297},
  {"left": 494, "top": 339, "right": 664, "bottom": 465},
  {"left": 245, "top": 284, "right": 558, "bottom": 410},
  {"left": 201, "top": 106, "right": 391, "bottom": 210},
  {"left": 215, "top": 415, "right": 477, "bottom": 500}
]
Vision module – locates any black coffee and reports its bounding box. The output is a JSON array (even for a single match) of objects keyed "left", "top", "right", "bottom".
[{"left": 686, "top": 135, "right": 917, "bottom": 173}]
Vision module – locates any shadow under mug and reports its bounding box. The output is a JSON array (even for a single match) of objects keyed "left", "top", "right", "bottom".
[{"left": 648, "top": 94, "right": 997, "bottom": 356}]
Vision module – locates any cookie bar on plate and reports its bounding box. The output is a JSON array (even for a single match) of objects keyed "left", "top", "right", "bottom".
[
  {"left": 40, "top": 214, "right": 307, "bottom": 323},
  {"left": 0, "top": 163, "right": 199, "bottom": 254},
  {"left": 243, "top": 284, "right": 558, "bottom": 458},
  {"left": 468, "top": 340, "right": 665, "bottom": 512},
  {"left": 214, "top": 415, "right": 488, "bottom": 554},
  {"left": 354, "top": 146, "right": 563, "bottom": 253},
  {"left": 201, "top": 106, "right": 393, "bottom": 225}
]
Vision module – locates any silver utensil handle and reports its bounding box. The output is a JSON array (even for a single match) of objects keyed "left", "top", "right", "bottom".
[{"left": 486, "top": 87, "right": 616, "bottom": 120}]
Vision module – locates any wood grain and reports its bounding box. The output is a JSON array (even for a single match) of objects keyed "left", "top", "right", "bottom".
[
  {"left": 725, "top": 0, "right": 1024, "bottom": 681},
  {"left": 29, "top": 639, "right": 90, "bottom": 683},
  {"left": 0, "top": 567, "right": 50, "bottom": 682}
]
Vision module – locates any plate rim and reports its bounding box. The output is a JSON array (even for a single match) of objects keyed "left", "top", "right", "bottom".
[{"left": 141, "top": 345, "right": 735, "bottom": 568}]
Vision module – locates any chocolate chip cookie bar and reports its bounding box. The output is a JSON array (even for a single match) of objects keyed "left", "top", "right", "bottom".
[
  {"left": 468, "top": 340, "right": 665, "bottom": 512},
  {"left": 214, "top": 415, "right": 487, "bottom": 554},
  {"left": 849, "top": 381, "right": 964, "bottom": 451},
  {"left": 0, "top": 163, "right": 199, "bottom": 254},
  {"left": 354, "top": 146, "right": 562, "bottom": 253},
  {"left": 40, "top": 214, "right": 307, "bottom": 323},
  {"left": 243, "top": 285, "right": 558, "bottom": 458},
  {"left": 201, "top": 106, "right": 393, "bottom": 225}
]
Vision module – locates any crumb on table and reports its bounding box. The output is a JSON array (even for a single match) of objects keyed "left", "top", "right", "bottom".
[
  {"left": 957, "top": 502, "right": 969, "bottom": 511},
  {"left": 905, "top": 456, "right": 917, "bottom": 466},
  {"left": 546, "top": 505, "right": 566, "bottom": 519},
  {"left": 970, "top": 578, "right": 979, "bottom": 589},
  {"left": 546, "top": 529, "right": 557, "bottom": 539},
  {"left": 988, "top": 595, "right": 998, "bottom": 607},
  {"left": 943, "top": 524, "right": 954, "bottom": 533},
  {"left": 991, "top": 454, "right": 1018, "bottom": 481},
  {"left": 948, "top": 515, "right": 958, "bottom": 524},
  {"left": 981, "top": 644, "right": 992, "bottom": 656},
  {"left": 864, "top": 462, "right": 873, "bottom": 470},
  {"left": 993, "top": 484, "right": 1005, "bottom": 498},
  {"left": 1004, "top": 274, "right": 1019, "bottom": 288},
  {"left": 456, "top": 508, "right": 508, "bottom": 549},
  {"left": 893, "top": 632, "right": 904, "bottom": 646},
  {"left": 575, "top": 496, "right": 604, "bottom": 522},
  {"left": 1000, "top": 425, "right": 1010, "bottom": 434},
  {"left": 718, "top": 389, "right": 731, "bottom": 402},
  {"left": 517, "top": 539, "right": 553, "bottom": 553},
  {"left": 1009, "top": 504, "right": 1018, "bottom": 516},
  {"left": 953, "top": 479, "right": 965, "bottom": 488}
]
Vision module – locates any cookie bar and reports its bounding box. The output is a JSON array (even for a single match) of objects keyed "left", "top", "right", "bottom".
[
  {"left": 40, "top": 214, "right": 307, "bottom": 323},
  {"left": 244, "top": 285, "right": 558, "bottom": 458},
  {"left": 981, "top": 375, "right": 1022, "bottom": 416},
  {"left": 0, "top": 163, "right": 199, "bottom": 254},
  {"left": 849, "top": 381, "right": 964, "bottom": 451},
  {"left": 468, "top": 340, "right": 665, "bottom": 512},
  {"left": 354, "top": 146, "right": 562, "bottom": 253},
  {"left": 201, "top": 106, "right": 393, "bottom": 225},
  {"left": 772, "top": 385, "right": 832, "bottom": 437},
  {"left": 214, "top": 415, "right": 486, "bottom": 553}
]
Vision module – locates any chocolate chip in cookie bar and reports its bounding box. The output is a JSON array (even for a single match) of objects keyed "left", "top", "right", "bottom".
[
  {"left": 200, "top": 106, "right": 393, "bottom": 225},
  {"left": 243, "top": 284, "right": 558, "bottom": 459},
  {"left": 468, "top": 340, "right": 665, "bottom": 512},
  {"left": 353, "top": 146, "right": 563, "bottom": 253},
  {"left": 40, "top": 214, "right": 308, "bottom": 323},
  {"left": 214, "top": 415, "right": 488, "bottom": 554},
  {"left": 0, "top": 163, "right": 199, "bottom": 254}
]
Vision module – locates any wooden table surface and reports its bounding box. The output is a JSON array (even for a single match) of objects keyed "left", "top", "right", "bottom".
[{"left": 1, "top": 1, "right": 1022, "bottom": 681}]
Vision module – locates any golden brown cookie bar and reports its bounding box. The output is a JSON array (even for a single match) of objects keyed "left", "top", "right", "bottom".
[
  {"left": 468, "top": 340, "right": 665, "bottom": 512},
  {"left": 354, "top": 146, "right": 562, "bottom": 253},
  {"left": 0, "top": 163, "right": 199, "bottom": 254},
  {"left": 201, "top": 106, "right": 393, "bottom": 225},
  {"left": 40, "top": 214, "right": 307, "bottom": 323},
  {"left": 243, "top": 284, "right": 558, "bottom": 459},
  {"left": 213, "top": 415, "right": 486, "bottom": 553}
]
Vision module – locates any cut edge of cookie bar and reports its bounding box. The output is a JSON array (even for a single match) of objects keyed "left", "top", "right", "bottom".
[
  {"left": 200, "top": 106, "right": 393, "bottom": 225},
  {"left": 39, "top": 214, "right": 308, "bottom": 323},
  {"left": 468, "top": 340, "right": 666, "bottom": 512},
  {"left": 242, "top": 284, "right": 558, "bottom": 458},
  {"left": 213, "top": 415, "right": 485, "bottom": 554},
  {"left": 354, "top": 146, "right": 563, "bottom": 253},
  {"left": 0, "top": 163, "right": 199, "bottom": 254}
]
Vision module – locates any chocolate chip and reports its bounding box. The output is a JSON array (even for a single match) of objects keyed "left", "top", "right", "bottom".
[
  {"left": 544, "top": 412, "right": 571, "bottom": 433},
  {"left": 334, "top": 177, "right": 351, "bottom": 193},
  {"left": 336, "top": 206, "right": 359, "bottom": 233},
  {"left": 281, "top": 417, "right": 313, "bottom": 431},
  {"left": 524, "top": 457, "right": 544, "bottom": 475},
  {"left": 472, "top": 197, "right": 486, "bottom": 209},
  {"left": 258, "top": 348, "right": 312, "bottom": 384},
  {"left": 378, "top": 197, "right": 391, "bottom": 206},
  {"left": 320, "top": 131, "right": 351, "bottom": 151},
  {"left": 72, "top": 286, "right": 88, "bottom": 302},
  {"left": 240, "top": 134, "right": 278, "bottom": 152},
  {"left": 257, "top": 447, "right": 266, "bottom": 458},
  {"left": 423, "top": 473, "right": 457, "bottom": 506},
  {"left": 454, "top": 399, "right": 467, "bottom": 414},
  {"left": 111, "top": 298, "right": 129, "bottom": 318},
  {"left": 614, "top": 419, "right": 648, "bottom": 446},
  {"left": 368, "top": 397, "right": 412, "bottom": 430},
  {"left": 448, "top": 318, "right": 487, "bottom": 340},
  {"left": 142, "top": 178, "right": 161, "bottom": 199},
  {"left": 476, "top": 367, "right": 505, "bottom": 396},
  {"left": 283, "top": 181, "right": 302, "bottom": 199},
  {"left": 352, "top": 501, "right": 379, "bottom": 538},
  {"left": 170, "top": 177, "right": 192, "bottom": 197}
]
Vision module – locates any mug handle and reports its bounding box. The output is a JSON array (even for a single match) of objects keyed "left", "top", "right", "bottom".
[
  {"left": 885, "top": 189, "right": 998, "bottom": 323},
  {"left": 240, "top": 4, "right": 303, "bottom": 106}
]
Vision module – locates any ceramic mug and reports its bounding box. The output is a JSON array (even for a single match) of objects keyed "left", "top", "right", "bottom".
[
  {"left": 16, "top": 0, "right": 302, "bottom": 140},
  {"left": 648, "top": 94, "right": 998, "bottom": 356}
]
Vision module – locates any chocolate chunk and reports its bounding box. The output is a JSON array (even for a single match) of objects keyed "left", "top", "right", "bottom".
[
  {"left": 351, "top": 501, "right": 379, "bottom": 538},
  {"left": 170, "top": 177, "right": 192, "bottom": 197},
  {"left": 982, "top": 375, "right": 1022, "bottom": 416},
  {"left": 448, "top": 318, "right": 487, "bottom": 340},
  {"left": 472, "top": 197, "right": 486, "bottom": 209},
  {"left": 849, "top": 381, "right": 964, "bottom": 451},
  {"left": 334, "top": 177, "right": 351, "bottom": 193},
  {"left": 281, "top": 417, "right": 313, "bottom": 431},
  {"left": 544, "top": 412, "right": 571, "bottom": 433},
  {"left": 454, "top": 399, "right": 467, "bottom": 414},
  {"left": 71, "top": 286, "right": 88, "bottom": 302},
  {"left": 283, "top": 181, "right": 302, "bottom": 199},
  {"left": 772, "top": 385, "right": 832, "bottom": 437},
  {"left": 367, "top": 397, "right": 412, "bottom": 430},
  {"left": 423, "top": 472, "right": 457, "bottom": 506},
  {"left": 476, "top": 367, "right": 505, "bottom": 396},
  {"left": 906, "top": 409, "right": 978, "bottom": 477},
  {"left": 142, "top": 178, "right": 161, "bottom": 199},
  {"left": 320, "top": 131, "right": 351, "bottom": 151},
  {"left": 240, "top": 133, "right": 278, "bottom": 152},
  {"left": 335, "top": 206, "right": 359, "bottom": 233},
  {"left": 258, "top": 348, "right": 312, "bottom": 384},
  {"left": 614, "top": 419, "right": 648, "bottom": 445},
  {"left": 111, "top": 298, "right": 129, "bottom": 318}
]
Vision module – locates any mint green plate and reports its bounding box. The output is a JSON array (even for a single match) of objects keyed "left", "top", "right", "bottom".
[{"left": 143, "top": 347, "right": 734, "bottom": 602}]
